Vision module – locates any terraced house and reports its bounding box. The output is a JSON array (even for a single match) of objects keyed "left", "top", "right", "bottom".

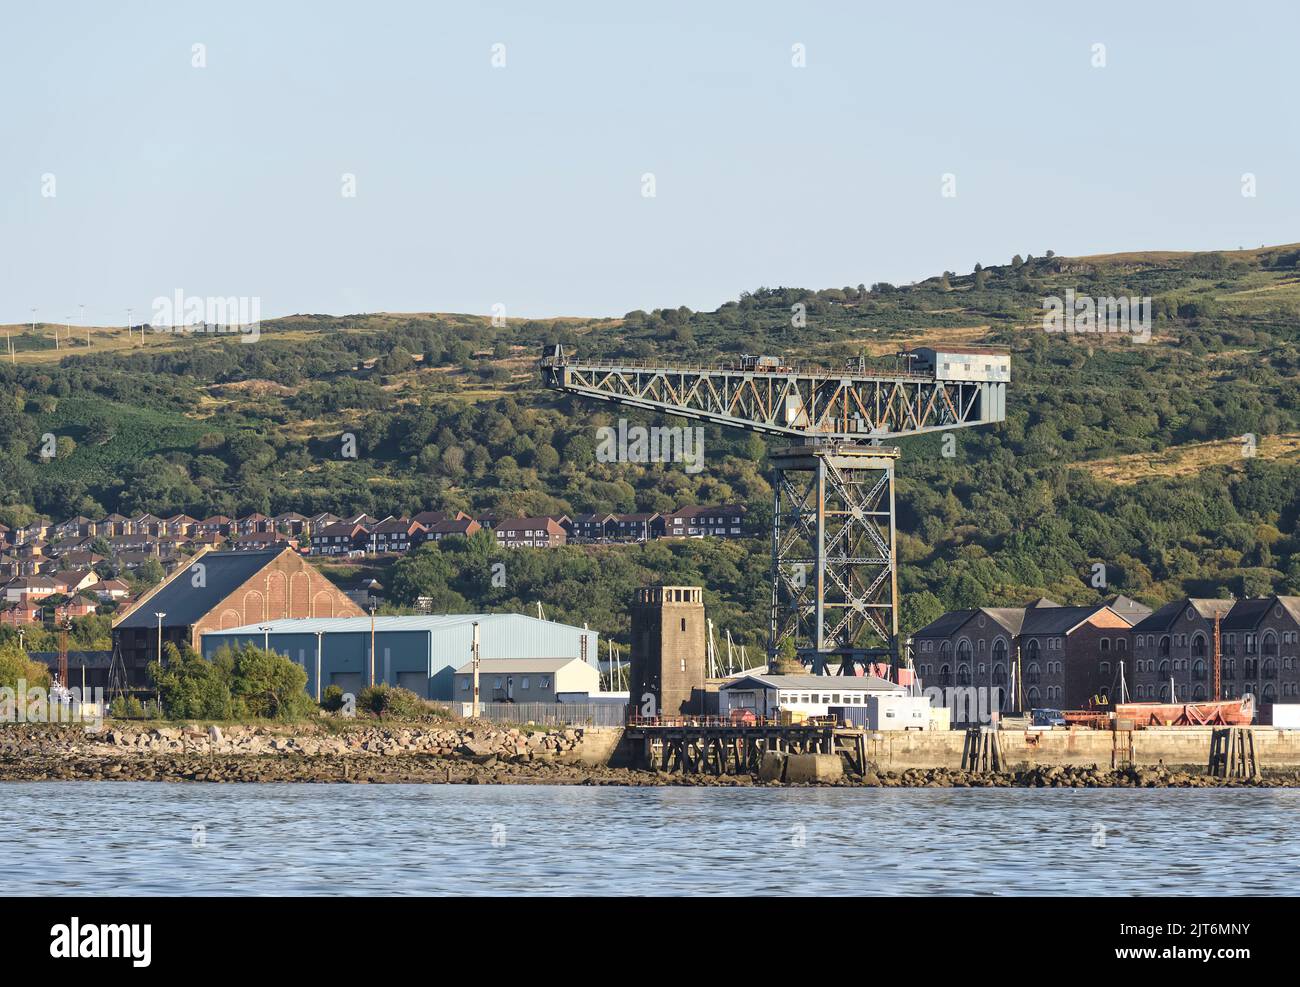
[
  {"left": 1130, "top": 598, "right": 1235, "bottom": 702},
  {"left": 914, "top": 596, "right": 1150, "bottom": 713},
  {"left": 1220, "top": 596, "right": 1300, "bottom": 708}
]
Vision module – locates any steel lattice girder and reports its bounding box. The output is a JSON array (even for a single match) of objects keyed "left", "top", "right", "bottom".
[
  {"left": 770, "top": 445, "right": 899, "bottom": 667},
  {"left": 543, "top": 362, "right": 1001, "bottom": 440}
]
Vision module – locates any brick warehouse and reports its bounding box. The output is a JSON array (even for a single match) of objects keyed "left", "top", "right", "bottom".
[{"left": 111, "top": 546, "right": 363, "bottom": 687}]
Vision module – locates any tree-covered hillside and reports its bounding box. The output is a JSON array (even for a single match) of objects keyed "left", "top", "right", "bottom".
[{"left": 4, "top": 243, "right": 1300, "bottom": 650}]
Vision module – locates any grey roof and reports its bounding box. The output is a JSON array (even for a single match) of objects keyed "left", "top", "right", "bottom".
[
  {"left": 721, "top": 673, "right": 903, "bottom": 693},
  {"left": 1020, "top": 604, "right": 1108, "bottom": 636},
  {"left": 30, "top": 650, "right": 114, "bottom": 669},
  {"left": 1131, "top": 598, "right": 1234, "bottom": 633},
  {"left": 208, "top": 613, "right": 585, "bottom": 636},
  {"left": 1222, "top": 597, "right": 1284, "bottom": 631},
  {"left": 914, "top": 607, "right": 1023, "bottom": 638},
  {"left": 1104, "top": 595, "right": 1154, "bottom": 625},
  {"left": 115, "top": 548, "right": 291, "bottom": 629}
]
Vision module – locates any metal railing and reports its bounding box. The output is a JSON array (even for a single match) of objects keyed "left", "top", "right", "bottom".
[{"left": 471, "top": 701, "right": 629, "bottom": 727}]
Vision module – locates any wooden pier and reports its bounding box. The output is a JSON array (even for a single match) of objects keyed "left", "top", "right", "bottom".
[{"left": 624, "top": 718, "right": 869, "bottom": 776}]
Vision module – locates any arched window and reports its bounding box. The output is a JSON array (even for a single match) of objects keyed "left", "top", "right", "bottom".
[
  {"left": 1158, "top": 660, "right": 1170, "bottom": 679},
  {"left": 992, "top": 663, "right": 1006, "bottom": 686},
  {"left": 1192, "top": 634, "right": 1207, "bottom": 657},
  {"left": 992, "top": 638, "right": 1007, "bottom": 663},
  {"left": 1027, "top": 662, "right": 1041, "bottom": 684},
  {"left": 1192, "top": 659, "right": 1206, "bottom": 681},
  {"left": 1192, "top": 684, "right": 1206, "bottom": 700},
  {"left": 1026, "top": 639, "right": 1041, "bottom": 661},
  {"left": 1263, "top": 684, "right": 1278, "bottom": 704},
  {"left": 1159, "top": 636, "right": 1171, "bottom": 657},
  {"left": 1027, "top": 686, "right": 1041, "bottom": 706},
  {"left": 1100, "top": 638, "right": 1111, "bottom": 652},
  {"left": 957, "top": 663, "right": 971, "bottom": 686},
  {"left": 957, "top": 639, "right": 972, "bottom": 663},
  {"left": 1159, "top": 684, "right": 1170, "bottom": 701}
]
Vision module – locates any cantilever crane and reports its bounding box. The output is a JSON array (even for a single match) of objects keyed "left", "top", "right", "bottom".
[{"left": 540, "top": 344, "right": 1009, "bottom": 675}]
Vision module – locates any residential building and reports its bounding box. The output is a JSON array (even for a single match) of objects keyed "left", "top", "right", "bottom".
[
  {"left": 1131, "top": 598, "right": 1235, "bottom": 703},
  {"left": 310, "top": 522, "right": 370, "bottom": 556},
  {"left": 1220, "top": 596, "right": 1300, "bottom": 707},
  {"left": 368, "top": 518, "right": 425, "bottom": 554},
  {"left": 422, "top": 517, "right": 481, "bottom": 544},
  {"left": 611, "top": 512, "right": 661, "bottom": 542},
  {"left": 492, "top": 517, "right": 566, "bottom": 549},
  {"left": 660, "top": 505, "right": 748, "bottom": 538}
]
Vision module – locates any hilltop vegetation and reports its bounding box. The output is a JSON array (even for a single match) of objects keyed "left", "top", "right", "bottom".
[{"left": 4, "top": 243, "right": 1300, "bottom": 650}]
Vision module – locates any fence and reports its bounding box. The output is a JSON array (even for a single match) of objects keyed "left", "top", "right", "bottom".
[{"left": 467, "top": 702, "right": 630, "bottom": 727}]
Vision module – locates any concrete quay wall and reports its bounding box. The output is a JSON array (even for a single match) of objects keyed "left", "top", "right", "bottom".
[
  {"left": 867, "top": 727, "right": 1300, "bottom": 772},
  {"left": 578, "top": 727, "right": 1300, "bottom": 773}
]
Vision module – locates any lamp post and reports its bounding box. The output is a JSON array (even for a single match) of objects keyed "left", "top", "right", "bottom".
[
  {"left": 369, "top": 607, "right": 376, "bottom": 687},
  {"left": 259, "top": 624, "right": 272, "bottom": 653},
  {"left": 154, "top": 612, "right": 167, "bottom": 718},
  {"left": 154, "top": 613, "right": 167, "bottom": 665}
]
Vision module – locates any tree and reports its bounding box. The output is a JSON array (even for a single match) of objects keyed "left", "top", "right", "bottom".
[{"left": 0, "top": 640, "right": 50, "bottom": 691}]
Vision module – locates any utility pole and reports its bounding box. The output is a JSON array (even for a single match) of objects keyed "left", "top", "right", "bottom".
[
  {"left": 314, "top": 630, "right": 324, "bottom": 702},
  {"left": 471, "top": 620, "right": 481, "bottom": 718},
  {"left": 369, "top": 606, "right": 376, "bottom": 686}
]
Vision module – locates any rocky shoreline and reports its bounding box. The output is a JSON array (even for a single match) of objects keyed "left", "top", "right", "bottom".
[{"left": 2, "top": 724, "right": 1298, "bottom": 787}]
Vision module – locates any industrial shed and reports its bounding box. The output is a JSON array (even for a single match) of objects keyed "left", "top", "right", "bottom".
[{"left": 200, "top": 613, "right": 599, "bottom": 701}]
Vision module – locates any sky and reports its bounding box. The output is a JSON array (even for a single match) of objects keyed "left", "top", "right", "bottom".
[{"left": 2, "top": 1, "right": 1297, "bottom": 325}]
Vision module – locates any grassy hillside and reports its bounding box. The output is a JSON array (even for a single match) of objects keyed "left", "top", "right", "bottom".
[{"left": 5, "top": 242, "right": 1300, "bottom": 649}]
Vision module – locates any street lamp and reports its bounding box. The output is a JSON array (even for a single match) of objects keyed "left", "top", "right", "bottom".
[
  {"left": 154, "top": 613, "right": 167, "bottom": 665},
  {"left": 258, "top": 624, "right": 272, "bottom": 653}
]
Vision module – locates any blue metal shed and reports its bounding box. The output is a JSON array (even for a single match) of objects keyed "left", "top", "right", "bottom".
[{"left": 200, "top": 613, "right": 599, "bottom": 700}]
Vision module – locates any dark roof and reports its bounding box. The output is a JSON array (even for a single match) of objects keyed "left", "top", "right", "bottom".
[
  {"left": 1020, "top": 604, "right": 1108, "bottom": 636},
  {"left": 1223, "top": 597, "right": 1279, "bottom": 631},
  {"left": 914, "top": 609, "right": 978, "bottom": 638},
  {"left": 1131, "top": 598, "right": 1234, "bottom": 634},
  {"left": 115, "top": 548, "right": 289, "bottom": 630},
  {"left": 30, "top": 650, "right": 114, "bottom": 669},
  {"left": 914, "top": 607, "right": 1024, "bottom": 638}
]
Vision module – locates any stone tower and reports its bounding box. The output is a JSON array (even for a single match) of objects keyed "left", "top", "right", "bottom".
[{"left": 629, "top": 585, "right": 706, "bottom": 718}]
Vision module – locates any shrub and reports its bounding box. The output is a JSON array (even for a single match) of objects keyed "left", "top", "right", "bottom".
[
  {"left": 321, "top": 684, "right": 345, "bottom": 712},
  {"left": 149, "top": 641, "right": 314, "bottom": 721},
  {"left": 356, "top": 684, "right": 425, "bottom": 720}
]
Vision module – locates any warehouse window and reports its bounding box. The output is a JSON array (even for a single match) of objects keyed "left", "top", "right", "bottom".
[
  {"left": 540, "top": 677, "right": 550, "bottom": 688},
  {"left": 521, "top": 677, "right": 530, "bottom": 690},
  {"left": 460, "top": 680, "right": 468, "bottom": 691}
]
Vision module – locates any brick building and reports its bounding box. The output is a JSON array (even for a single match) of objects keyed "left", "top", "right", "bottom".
[
  {"left": 111, "top": 546, "right": 363, "bottom": 687},
  {"left": 1220, "top": 596, "right": 1300, "bottom": 707},
  {"left": 1131, "top": 598, "right": 1234, "bottom": 703}
]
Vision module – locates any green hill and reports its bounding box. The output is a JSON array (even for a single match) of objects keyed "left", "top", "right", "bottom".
[{"left": 4, "top": 242, "right": 1300, "bottom": 649}]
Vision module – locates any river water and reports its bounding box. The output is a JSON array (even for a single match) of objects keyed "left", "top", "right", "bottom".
[{"left": 2, "top": 783, "right": 1295, "bottom": 895}]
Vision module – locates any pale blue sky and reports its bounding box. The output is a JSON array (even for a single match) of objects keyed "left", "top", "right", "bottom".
[{"left": 3, "top": 1, "right": 1297, "bottom": 324}]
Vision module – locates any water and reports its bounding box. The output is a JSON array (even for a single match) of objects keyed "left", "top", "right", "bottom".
[{"left": 3, "top": 783, "right": 1296, "bottom": 895}]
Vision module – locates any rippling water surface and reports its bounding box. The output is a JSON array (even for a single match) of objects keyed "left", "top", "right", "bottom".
[{"left": 2, "top": 783, "right": 1295, "bottom": 895}]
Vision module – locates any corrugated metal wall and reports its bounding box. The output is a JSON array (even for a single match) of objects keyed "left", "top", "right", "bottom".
[{"left": 201, "top": 613, "right": 599, "bottom": 701}]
